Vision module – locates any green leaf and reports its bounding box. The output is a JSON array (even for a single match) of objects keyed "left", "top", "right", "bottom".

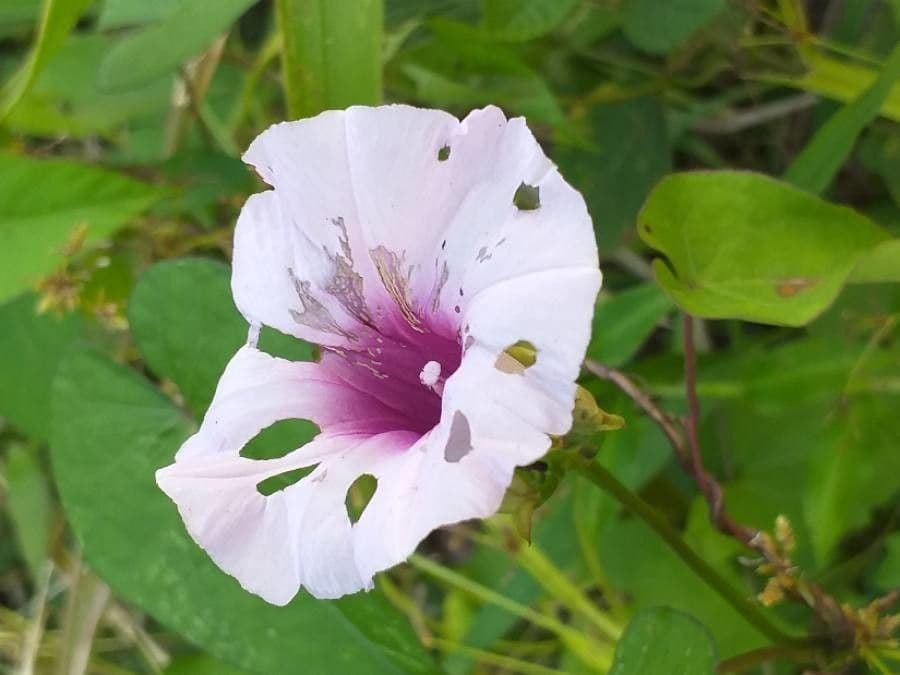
[
  {"left": 873, "top": 534, "right": 900, "bottom": 592},
  {"left": 164, "top": 653, "right": 248, "bottom": 675},
  {"left": 96, "top": 0, "right": 180, "bottom": 29},
  {"left": 0, "top": 0, "right": 91, "bottom": 120},
  {"left": 848, "top": 239, "right": 900, "bottom": 283},
  {"left": 128, "top": 259, "right": 250, "bottom": 418},
  {"left": 556, "top": 98, "right": 672, "bottom": 248},
  {"left": 0, "top": 153, "right": 160, "bottom": 304},
  {"left": 805, "top": 395, "right": 900, "bottom": 564},
  {"left": 276, "top": 0, "right": 383, "bottom": 119},
  {"left": 481, "top": 0, "right": 578, "bottom": 41},
  {"left": 639, "top": 171, "right": 888, "bottom": 326},
  {"left": 3, "top": 444, "right": 55, "bottom": 577},
  {"left": 50, "top": 351, "right": 439, "bottom": 675},
  {"left": 129, "top": 258, "right": 315, "bottom": 418},
  {"left": 5, "top": 34, "right": 172, "bottom": 139},
  {"left": 753, "top": 51, "right": 900, "bottom": 123},
  {"left": 0, "top": 0, "right": 42, "bottom": 38},
  {"left": 610, "top": 607, "right": 717, "bottom": 675},
  {"left": 622, "top": 0, "right": 726, "bottom": 55},
  {"left": 588, "top": 284, "right": 674, "bottom": 367},
  {"left": 786, "top": 44, "right": 900, "bottom": 195},
  {"left": 0, "top": 294, "right": 85, "bottom": 440},
  {"left": 98, "top": 0, "right": 257, "bottom": 91}
]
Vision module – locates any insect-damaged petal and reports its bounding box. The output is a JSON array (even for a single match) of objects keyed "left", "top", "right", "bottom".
[{"left": 159, "top": 105, "right": 601, "bottom": 602}]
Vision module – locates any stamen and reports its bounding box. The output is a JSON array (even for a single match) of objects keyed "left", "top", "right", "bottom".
[{"left": 419, "top": 360, "right": 442, "bottom": 388}]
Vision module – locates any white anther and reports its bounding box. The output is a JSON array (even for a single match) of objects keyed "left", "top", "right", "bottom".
[{"left": 419, "top": 360, "right": 442, "bottom": 387}]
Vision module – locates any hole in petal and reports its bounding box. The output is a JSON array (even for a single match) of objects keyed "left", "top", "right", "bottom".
[
  {"left": 257, "top": 465, "right": 318, "bottom": 496},
  {"left": 345, "top": 473, "right": 377, "bottom": 523},
  {"left": 444, "top": 410, "right": 472, "bottom": 463},
  {"left": 256, "top": 325, "right": 318, "bottom": 362},
  {"left": 513, "top": 182, "right": 540, "bottom": 211},
  {"left": 495, "top": 340, "right": 537, "bottom": 374},
  {"left": 437, "top": 145, "right": 451, "bottom": 161},
  {"left": 241, "top": 418, "right": 321, "bottom": 460}
]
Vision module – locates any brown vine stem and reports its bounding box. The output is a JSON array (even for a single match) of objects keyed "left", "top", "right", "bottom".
[{"left": 583, "top": 313, "right": 853, "bottom": 646}]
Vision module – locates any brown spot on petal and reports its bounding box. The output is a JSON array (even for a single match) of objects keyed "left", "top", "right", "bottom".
[
  {"left": 776, "top": 277, "right": 818, "bottom": 297},
  {"left": 370, "top": 246, "right": 423, "bottom": 332},
  {"left": 288, "top": 268, "right": 355, "bottom": 339},
  {"left": 444, "top": 411, "right": 472, "bottom": 462}
]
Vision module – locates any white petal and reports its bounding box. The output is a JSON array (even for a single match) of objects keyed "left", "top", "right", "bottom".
[
  {"left": 176, "top": 345, "right": 410, "bottom": 463},
  {"left": 159, "top": 430, "right": 421, "bottom": 602}
]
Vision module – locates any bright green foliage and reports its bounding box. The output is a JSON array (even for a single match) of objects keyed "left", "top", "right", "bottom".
[
  {"left": 0, "top": 294, "right": 85, "bottom": 440},
  {"left": 786, "top": 44, "right": 900, "bottom": 194},
  {"left": 609, "top": 607, "right": 717, "bottom": 675},
  {"left": 0, "top": 153, "right": 160, "bottom": 303},
  {"left": 481, "top": 0, "right": 579, "bottom": 41},
  {"left": 98, "top": 0, "right": 258, "bottom": 91},
  {"left": 622, "top": 0, "right": 726, "bottom": 54},
  {"left": 277, "top": 0, "right": 383, "bottom": 118},
  {"left": 588, "top": 283, "right": 674, "bottom": 367},
  {"left": 639, "top": 171, "right": 889, "bottom": 326},
  {"left": 50, "top": 352, "right": 439, "bottom": 675}
]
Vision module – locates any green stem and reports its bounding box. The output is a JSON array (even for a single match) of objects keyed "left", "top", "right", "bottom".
[
  {"left": 408, "top": 554, "right": 612, "bottom": 672},
  {"left": 480, "top": 521, "right": 623, "bottom": 642},
  {"left": 566, "top": 453, "right": 797, "bottom": 646},
  {"left": 431, "top": 638, "right": 574, "bottom": 675}
]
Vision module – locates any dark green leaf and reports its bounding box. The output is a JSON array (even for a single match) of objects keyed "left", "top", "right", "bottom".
[
  {"left": 610, "top": 607, "right": 717, "bottom": 675},
  {"left": 51, "top": 351, "right": 439, "bottom": 675},
  {"left": 805, "top": 395, "right": 900, "bottom": 563},
  {"left": 481, "top": 0, "right": 578, "bottom": 41},
  {"left": 129, "top": 258, "right": 316, "bottom": 418},
  {"left": 639, "top": 171, "right": 888, "bottom": 326},
  {"left": 622, "top": 0, "right": 725, "bottom": 54},
  {"left": 556, "top": 98, "right": 671, "bottom": 248},
  {"left": 128, "top": 258, "right": 250, "bottom": 418},
  {"left": 588, "top": 283, "right": 674, "bottom": 367},
  {"left": 0, "top": 294, "right": 85, "bottom": 440},
  {"left": 0, "top": 153, "right": 160, "bottom": 303}
]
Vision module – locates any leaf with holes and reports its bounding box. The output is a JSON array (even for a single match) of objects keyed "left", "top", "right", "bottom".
[
  {"left": 50, "top": 351, "right": 439, "bottom": 675},
  {"left": 639, "top": 171, "right": 889, "bottom": 326}
]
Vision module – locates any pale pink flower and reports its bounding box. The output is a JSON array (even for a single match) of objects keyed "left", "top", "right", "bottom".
[{"left": 156, "top": 105, "right": 601, "bottom": 603}]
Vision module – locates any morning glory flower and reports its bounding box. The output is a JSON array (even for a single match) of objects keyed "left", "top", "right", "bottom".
[{"left": 156, "top": 105, "right": 601, "bottom": 603}]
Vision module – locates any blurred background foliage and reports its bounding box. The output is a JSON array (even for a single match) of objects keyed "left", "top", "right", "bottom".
[{"left": 0, "top": 0, "right": 899, "bottom": 673}]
